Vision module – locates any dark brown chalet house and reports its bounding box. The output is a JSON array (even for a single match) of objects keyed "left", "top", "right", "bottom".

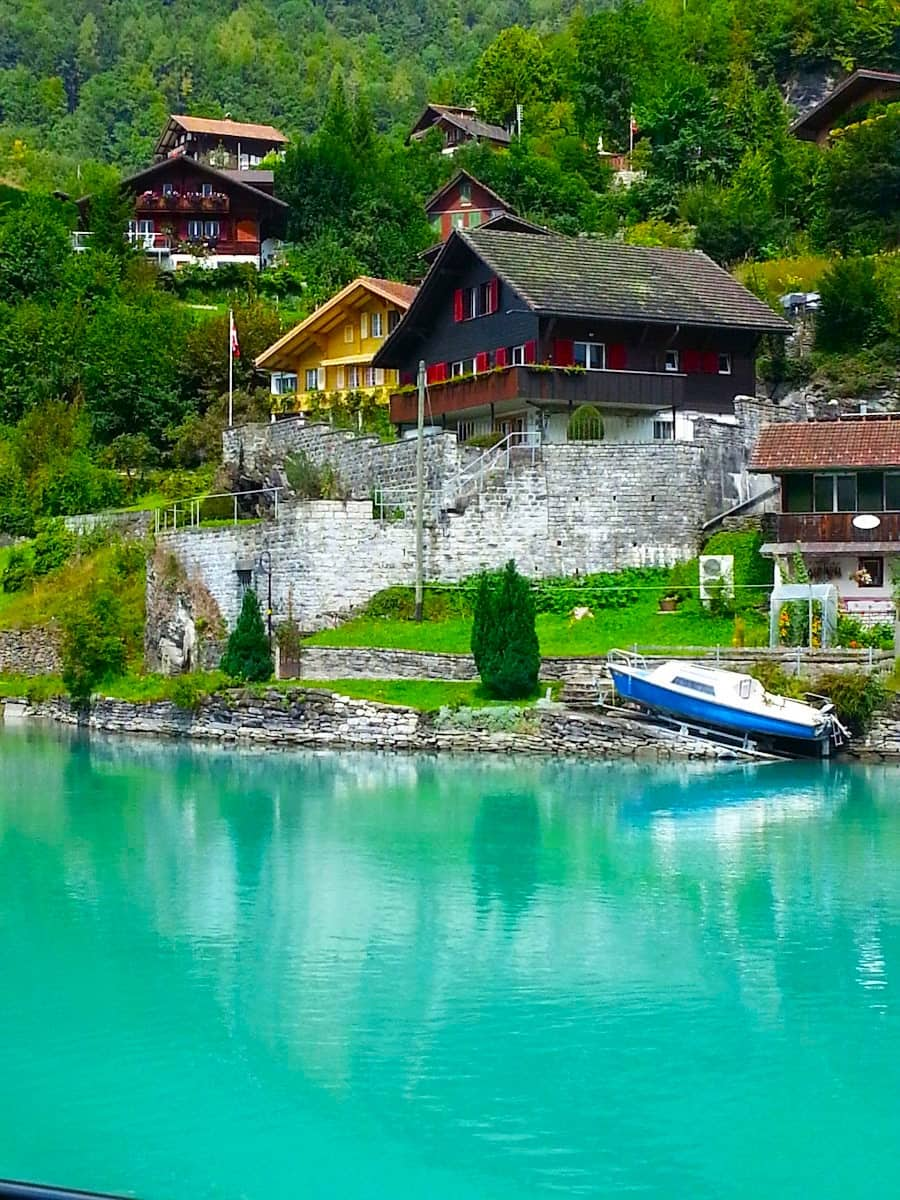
[
  {"left": 751, "top": 416, "right": 900, "bottom": 625},
  {"left": 74, "top": 115, "right": 289, "bottom": 271},
  {"left": 374, "top": 228, "right": 789, "bottom": 445},
  {"left": 790, "top": 68, "right": 900, "bottom": 145},
  {"left": 407, "top": 104, "right": 511, "bottom": 155}
]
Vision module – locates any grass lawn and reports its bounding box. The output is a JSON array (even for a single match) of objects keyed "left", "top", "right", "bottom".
[{"left": 305, "top": 601, "right": 769, "bottom": 658}]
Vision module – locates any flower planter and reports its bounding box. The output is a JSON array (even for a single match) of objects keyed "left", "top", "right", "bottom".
[{"left": 658, "top": 597, "right": 679, "bottom": 613}]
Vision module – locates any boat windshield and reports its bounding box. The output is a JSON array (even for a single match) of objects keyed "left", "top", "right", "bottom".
[{"left": 672, "top": 675, "right": 716, "bottom": 696}]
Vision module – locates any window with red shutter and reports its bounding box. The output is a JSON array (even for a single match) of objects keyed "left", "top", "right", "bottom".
[
  {"left": 682, "top": 350, "right": 701, "bottom": 373},
  {"left": 426, "top": 362, "right": 448, "bottom": 384},
  {"left": 488, "top": 277, "right": 499, "bottom": 314},
  {"left": 608, "top": 343, "right": 627, "bottom": 371},
  {"left": 553, "top": 339, "right": 575, "bottom": 367},
  {"left": 701, "top": 351, "right": 718, "bottom": 374},
  {"left": 494, "top": 346, "right": 508, "bottom": 368},
  {"left": 475, "top": 351, "right": 490, "bottom": 373},
  {"left": 453, "top": 289, "right": 464, "bottom": 322},
  {"left": 524, "top": 340, "right": 537, "bottom": 364}
]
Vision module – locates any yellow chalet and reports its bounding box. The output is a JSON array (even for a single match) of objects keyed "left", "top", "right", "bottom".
[{"left": 256, "top": 276, "right": 418, "bottom": 410}]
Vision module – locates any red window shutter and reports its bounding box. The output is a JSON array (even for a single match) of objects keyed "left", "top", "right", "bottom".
[
  {"left": 488, "top": 277, "right": 499, "bottom": 314},
  {"left": 682, "top": 350, "right": 701, "bottom": 374},
  {"left": 475, "top": 351, "right": 490, "bottom": 374},
  {"left": 701, "top": 351, "right": 718, "bottom": 374},
  {"left": 495, "top": 346, "right": 508, "bottom": 368},
  {"left": 608, "top": 343, "right": 627, "bottom": 371},
  {"left": 524, "top": 340, "right": 537, "bottom": 364},
  {"left": 552, "top": 339, "right": 575, "bottom": 367},
  {"left": 453, "top": 289, "right": 464, "bottom": 322},
  {"left": 427, "top": 362, "right": 447, "bottom": 384}
]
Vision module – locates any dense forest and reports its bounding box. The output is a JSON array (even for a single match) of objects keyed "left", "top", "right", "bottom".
[{"left": 0, "top": 0, "right": 897, "bottom": 542}]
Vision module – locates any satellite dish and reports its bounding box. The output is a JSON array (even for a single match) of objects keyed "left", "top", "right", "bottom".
[{"left": 852, "top": 513, "right": 881, "bottom": 530}]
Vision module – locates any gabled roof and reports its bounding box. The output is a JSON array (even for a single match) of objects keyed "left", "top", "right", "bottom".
[
  {"left": 407, "top": 103, "right": 510, "bottom": 146},
  {"left": 84, "top": 156, "right": 289, "bottom": 210},
  {"left": 420, "top": 212, "right": 548, "bottom": 265},
  {"left": 255, "top": 277, "right": 419, "bottom": 371},
  {"left": 424, "top": 170, "right": 515, "bottom": 215},
  {"left": 156, "top": 114, "right": 288, "bottom": 156},
  {"left": 751, "top": 417, "right": 900, "bottom": 471},
  {"left": 790, "top": 69, "right": 900, "bottom": 139}
]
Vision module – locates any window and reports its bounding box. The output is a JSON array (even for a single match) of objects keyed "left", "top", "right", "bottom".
[
  {"left": 360, "top": 313, "right": 369, "bottom": 340},
  {"left": 672, "top": 675, "right": 716, "bottom": 696},
  {"left": 162, "top": 183, "right": 174, "bottom": 197},
  {"left": 203, "top": 220, "right": 220, "bottom": 239},
  {"left": 344, "top": 324, "right": 355, "bottom": 344},
  {"left": 718, "top": 353, "right": 732, "bottom": 375},
  {"left": 836, "top": 474, "right": 857, "bottom": 512},
  {"left": 236, "top": 569, "right": 252, "bottom": 594},
  {"left": 336, "top": 366, "right": 346, "bottom": 389},
  {"left": 136, "top": 219, "right": 153, "bottom": 235},
  {"left": 784, "top": 474, "right": 813, "bottom": 513},
  {"left": 387, "top": 310, "right": 400, "bottom": 334},
  {"left": 201, "top": 182, "right": 213, "bottom": 197},
  {"left": 813, "top": 474, "right": 859, "bottom": 512},
  {"left": 451, "top": 359, "right": 476, "bottom": 378},
  {"left": 452, "top": 214, "right": 465, "bottom": 229},
  {"left": 454, "top": 280, "right": 499, "bottom": 321},
  {"left": 573, "top": 342, "right": 605, "bottom": 370},
  {"left": 305, "top": 368, "right": 319, "bottom": 391},
  {"left": 456, "top": 419, "right": 481, "bottom": 442},
  {"left": 187, "top": 220, "right": 203, "bottom": 239},
  {"left": 364, "top": 366, "right": 376, "bottom": 387},
  {"left": 511, "top": 344, "right": 526, "bottom": 365},
  {"left": 653, "top": 419, "right": 674, "bottom": 441},
  {"left": 858, "top": 471, "right": 884, "bottom": 512},
  {"left": 459, "top": 180, "right": 472, "bottom": 204},
  {"left": 886, "top": 473, "right": 900, "bottom": 511},
  {"left": 468, "top": 210, "right": 482, "bottom": 227},
  {"left": 271, "top": 372, "right": 297, "bottom": 396},
  {"left": 371, "top": 311, "right": 384, "bottom": 338},
  {"left": 857, "top": 557, "right": 884, "bottom": 588},
  {"left": 665, "top": 349, "right": 680, "bottom": 373},
  {"left": 347, "top": 366, "right": 361, "bottom": 388}
]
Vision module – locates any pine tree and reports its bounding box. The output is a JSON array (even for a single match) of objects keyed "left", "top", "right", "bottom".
[
  {"left": 472, "top": 560, "right": 540, "bottom": 699},
  {"left": 220, "top": 588, "right": 273, "bottom": 683}
]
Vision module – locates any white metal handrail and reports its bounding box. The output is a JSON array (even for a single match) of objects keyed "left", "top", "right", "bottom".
[
  {"left": 454, "top": 430, "right": 542, "bottom": 503},
  {"left": 155, "top": 486, "right": 282, "bottom": 533}
]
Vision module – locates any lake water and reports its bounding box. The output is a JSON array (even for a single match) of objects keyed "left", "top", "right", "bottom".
[{"left": 1, "top": 724, "right": 899, "bottom": 1199}]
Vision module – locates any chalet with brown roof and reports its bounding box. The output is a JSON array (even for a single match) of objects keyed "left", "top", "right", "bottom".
[
  {"left": 751, "top": 415, "right": 900, "bottom": 624},
  {"left": 790, "top": 69, "right": 900, "bottom": 145},
  {"left": 155, "top": 114, "right": 288, "bottom": 172},
  {"left": 407, "top": 104, "right": 511, "bottom": 154}
]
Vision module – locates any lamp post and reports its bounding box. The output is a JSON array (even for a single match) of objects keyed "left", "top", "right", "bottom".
[{"left": 258, "top": 549, "right": 273, "bottom": 650}]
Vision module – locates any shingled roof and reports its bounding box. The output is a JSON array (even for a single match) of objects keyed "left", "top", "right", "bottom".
[
  {"left": 462, "top": 229, "right": 791, "bottom": 332},
  {"left": 750, "top": 417, "right": 900, "bottom": 471}
]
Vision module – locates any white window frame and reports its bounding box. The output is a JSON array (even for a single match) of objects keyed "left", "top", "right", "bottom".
[
  {"left": 451, "top": 360, "right": 466, "bottom": 378},
  {"left": 344, "top": 323, "right": 355, "bottom": 344},
  {"left": 718, "top": 353, "right": 732, "bottom": 375},
  {"left": 347, "top": 365, "right": 361, "bottom": 388},
  {"left": 203, "top": 220, "right": 220, "bottom": 238},
  {"left": 459, "top": 180, "right": 472, "bottom": 204},
  {"left": 574, "top": 341, "right": 606, "bottom": 370},
  {"left": 162, "top": 183, "right": 175, "bottom": 197},
  {"left": 336, "top": 366, "right": 346, "bottom": 389},
  {"left": 304, "top": 368, "right": 319, "bottom": 392},
  {"left": 360, "top": 312, "right": 369, "bottom": 340},
  {"left": 511, "top": 344, "right": 526, "bottom": 366},
  {"left": 271, "top": 372, "right": 297, "bottom": 396},
  {"left": 187, "top": 219, "right": 203, "bottom": 239},
  {"left": 364, "top": 366, "right": 377, "bottom": 387},
  {"left": 371, "top": 311, "right": 384, "bottom": 338},
  {"left": 653, "top": 417, "right": 674, "bottom": 441},
  {"left": 452, "top": 213, "right": 465, "bottom": 230},
  {"left": 135, "top": 219, "right": 154, "bottom": 236},
  {"left": 665, "top": 349, "right": 680, "bottom": 373},
  {"left": 201, "top": 182, "right": 213, "bottom": 197}
]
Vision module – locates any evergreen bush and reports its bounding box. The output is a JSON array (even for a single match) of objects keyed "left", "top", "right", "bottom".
[
  {"left": 567, "top": 404, "right": 605, "bottom": 441},
  {"left": 1, "top": 547, "right": 33, "bottom": 593},
  {"left": 61, "top": 587, "right": 128, "bottom": 705},
  {"left": 471, "top": 560, "right": 540, "bottom": 699},
  {"left": 220, "top": 588, "right": 273, "bottom": 683}
]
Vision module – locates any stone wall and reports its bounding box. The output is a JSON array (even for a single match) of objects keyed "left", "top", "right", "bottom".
[
  {"left": 2, "top": 689, "right": 740, "bottom": 761},
  {"left": 847, "top": 698, "right": 900, "bottom": 762},
  {"left": 0, "top": 626, "right": 61, "bottom": 676},
  {"left": 63, "top": 510, "right": 154, "bottom": 538}
]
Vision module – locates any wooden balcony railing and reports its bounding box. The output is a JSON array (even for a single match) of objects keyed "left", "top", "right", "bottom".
[
  {"left": 776, "top": 512, "right": 900, "bottom": 543},
  {"left": 389, "top": 365, "right": 686, "bottom": 424},
  {"left": 135, "top": 194, "right": 230, "bottom": 213}
]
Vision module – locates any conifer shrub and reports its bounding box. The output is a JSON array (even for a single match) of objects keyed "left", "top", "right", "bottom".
[
  {"left": 220, "top": 588, "right": 273, "bottom": 683},
  {"left": 471, "top": 560, "right": 540, "bottom": 699},
  {"left": 1, "top": 547, "right": 33, "bottom": 593},
  {"left": 567, "top": 404, "right": 604, "bottom": 441}
]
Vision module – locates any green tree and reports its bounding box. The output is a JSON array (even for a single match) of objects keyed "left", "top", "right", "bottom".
[
  {"left": 814, "top": 105, "right": 900, "bottom": 253},
  {"left": 220, "top": 587, "right": 273, "bottom": 682},
  {"left": 815, "top": 256, "right": 891, "bottom": 352},
  {"left": 473, "top": 26, "right": 557, "bottom": 126},
  {"left": 61, "top": 586, "right": 129, "bottom": 705},
  {"left": 0, "top": 195, "right": 72, "bottom": 301},
  {"left": 471, "top": 560, "right": 540, "bottom": 699}
]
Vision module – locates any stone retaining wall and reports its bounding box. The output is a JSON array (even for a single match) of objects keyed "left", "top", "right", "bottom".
[
  {"left": 63, "top": 510, "right": 154, "bottom": 538},
  {"left": 3, "top": 689, "right": 740, "bottom": 761},
  {"left": 0, "top": 626, "right": 61, "bottom": 676}
]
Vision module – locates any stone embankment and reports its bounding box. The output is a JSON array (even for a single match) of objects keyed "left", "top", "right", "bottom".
[
  {"left": 0, "top": 627, "right": 61, "bottom": 676},
  {"left": 2, "top": 688, "right": 746, "bottom": 762},
  {"left": 846, "top": 698, "right": 900, "bottom": 763}
]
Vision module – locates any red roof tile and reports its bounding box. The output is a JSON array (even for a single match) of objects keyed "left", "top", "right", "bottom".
[
  {"left": 751, "top": 418, "right": 900, "bottom": 471},
  {"left": 360, "top": 277, "right": 419, "bottom": 306}
]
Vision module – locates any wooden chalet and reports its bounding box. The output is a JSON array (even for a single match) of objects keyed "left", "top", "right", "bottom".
[
  {"left": 374, "top": 228, "right": 790, "bottom": 444},
  {"left": 407, "top": 104, "right": 511, "bottom": 154},
  {"left": 790, "top": 69, "right": 900, "bottom": 145}
]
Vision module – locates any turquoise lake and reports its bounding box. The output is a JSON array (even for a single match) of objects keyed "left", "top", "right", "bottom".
[{"left": 1, "top": 723, "right": 899, "bottom": 1199}]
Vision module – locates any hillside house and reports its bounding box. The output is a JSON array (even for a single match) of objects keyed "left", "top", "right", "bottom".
[
  {"left": 373, "top": 228, "right": 790, "bottom": 444},
  {"left": 407, "top": 104, "right": 511, "bottom": 154},
  {"left": 425, "top": 171, "right": 515, "bottom": 239},
  {"left": 74, "top": 156, "right": 288, "bottom": 270},
  {"left": 255, "top": 277, "right": 419, "bottom": 411},
  {"left": 790, "top": 69, "right": 900, "bottom": 145},
  {"left": 751, "top": 416, "right": 900, "bottom": 625},
  {"left": 154, "top": 114, "right": 287, "bottom": 175}
]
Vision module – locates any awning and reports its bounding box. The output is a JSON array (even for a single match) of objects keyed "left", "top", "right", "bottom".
[{"left": 761, "top": 541, "right": 900, "bottom": 556}]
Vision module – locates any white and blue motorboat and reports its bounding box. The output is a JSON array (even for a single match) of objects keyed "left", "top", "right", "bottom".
[{"left": 606, "top": 650, "right": 848, "bottom": 755}]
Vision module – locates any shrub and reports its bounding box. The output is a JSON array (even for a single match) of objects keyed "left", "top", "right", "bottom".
[
  {"left": 533, "top": 566, "right": 669, "bottom": 613},
  {"left": 471, "top": 560, "right": 540, "bottom": 700},
  {"left": 2, "top": 547, "right": 33, "bottom": 593},
  {"left": 835, "top": 614, "right": 894, "bottom": 651},
  {"left": 567, "top": 404, "right": 604, "bottom": 441},
  {"left": 814, "top": 670, "right": 887, "bottom": 736},
  {"left": 361, "top": 584, "right": 474, "bottom": 621},
  {"left": 60, "top": 587, "right": 129, "bottom": 705},
  {"left": 32, "top": 519, "right": 76, "bottom": 577},
  {"left": 815, "top": 257, "right": 891, "bottom": 353},
  {"left": 170, "top": 675, "right": 206, "bottom": 714},
  {"left": 284, "top": 451, "right": 347, "bottom": 500},
  {"left": 220, "top": 588, "right": 273, "bottom": 682},
  {"left": 464, "top": 431, "right": 504, "bottom": 449}
]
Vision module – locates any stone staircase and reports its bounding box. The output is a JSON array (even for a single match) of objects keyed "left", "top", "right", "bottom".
[{"left": 559, "top": 669, "right": 610, "bottom": 709}]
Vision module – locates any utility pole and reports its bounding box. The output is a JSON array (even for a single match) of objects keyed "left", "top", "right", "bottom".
[{"left": 414, "top": 359, "right": 426, "bottom": 623}]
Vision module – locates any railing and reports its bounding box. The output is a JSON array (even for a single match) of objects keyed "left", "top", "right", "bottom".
[
  {"left": 135, "top": 194, "right": 230, "bottom": 213},
  {"left": 452, "top": 430, "right": 541, "bottom": 506},
  {"left": 155, "top": 487, "right": 282, "bottom": 533},
  {"left": 71, "top": 231, "right": 172, "bottom": 255},
  {"left": 776, "top": 511, "right": 900, "bottom": 543}
]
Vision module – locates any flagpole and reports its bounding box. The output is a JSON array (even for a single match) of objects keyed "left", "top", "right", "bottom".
[{"left": 228, "top": 308, "right": 234, "bottom": 428}]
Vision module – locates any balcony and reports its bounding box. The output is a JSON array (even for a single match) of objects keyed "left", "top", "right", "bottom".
[
  {"left": 71, "top": 231, "right": 173, "bottom": 259},
  {"left": 135, "top": 192, "right": 230, "bottom": 213},
  {"left": 389, "top": 365, "right": 685, "bottom": 424},
  {"left": 776, "top": 512, "right": 900, "bottom": 545}
]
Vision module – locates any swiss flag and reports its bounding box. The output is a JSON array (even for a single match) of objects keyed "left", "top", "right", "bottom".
[{"left": 230, "top": 310, "right": 241, "bottom": 358}]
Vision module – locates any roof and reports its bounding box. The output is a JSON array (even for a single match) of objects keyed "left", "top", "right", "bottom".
[
  {"left": 255, "top": 277, "right": 419, "bottom": 371},
  {"left": 750, "top": 418, "right": 900, "bottom": 472},
  {"left": 220, "top": 169, "right": 275, "bottom": 187},
  {"left": 790, "top": 69, "right": 900, "bottom": 139},
  {"left": 408, "top": 104, "right": 510, "bottom": 145},
  {"left": 160, "top": 114, "right": 287, "bottom": 144},
  {"left": 419, "top": 212, "right": 549, "bottom": 264},
  {"left": 101, "top": 156, "right": 288, "bottom": 209},
  {"left": 424, "top": 170, "right": 515, "bottom": 215},
  {"left": 466, "top": 229, "right": 790, "bottom": 331}
]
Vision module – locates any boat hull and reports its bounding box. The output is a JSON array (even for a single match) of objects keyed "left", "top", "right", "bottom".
[{"left": 608, "top": 667, "right": 829, "bottom": 744}]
